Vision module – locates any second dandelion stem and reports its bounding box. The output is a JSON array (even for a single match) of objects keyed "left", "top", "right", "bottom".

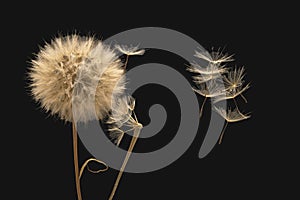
[
  {"left": 200, "top": 96, "right": 207, "bottom": 118},
  {"left": 218, "top": 121, "right": 228, "bottom": 144},
  {"left": 108, "top": 126, "right": 142, "bottom": 200}
]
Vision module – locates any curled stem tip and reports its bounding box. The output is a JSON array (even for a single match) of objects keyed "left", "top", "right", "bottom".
[{"left": 79, "top": 158, "right": 108, "bottom": 179}]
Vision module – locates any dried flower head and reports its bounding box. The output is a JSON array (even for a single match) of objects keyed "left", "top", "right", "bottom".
[{"left": 29, "top": 35, "right": 125, "bottom": 123}]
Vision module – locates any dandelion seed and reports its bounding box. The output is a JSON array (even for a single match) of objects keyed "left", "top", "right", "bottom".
[
  {"left": 224, "top": 67, "right": 246, "bottom": 91},
  {"left": 115, "top": 44, "right": 145, "bottom": 68},
  {"left": 214, "top": 106, "right": 250, "bottom": 123},
  {"left": 213, "top": 67, "right": 250, "bottom": 103},
  {"left": 115, "top": 44, "right": 145, "bottom": 56},
  {"left": 193, "top": 80, "right": 226, "bottom": 117},
  {"left": 195, "top": 50, "right": 234, "bottom": 64},
  {"left": 187, "top": 62, "right": 226, "bottom": 84},
  {"left": 187, "top": 62, "right": 227, "bottom": 75},
  {"left": 192, "top": 73, "right": 224, "bottom": 84},
  {"left": 214, "top": 106, "right": 250, "bottom": 144},
  {"left": 193, "top": 80, "right": 226, "bottom": 98}
]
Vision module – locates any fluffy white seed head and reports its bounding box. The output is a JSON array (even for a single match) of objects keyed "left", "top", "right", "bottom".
[{"left": 29, "top": 35, "right": 125, "bottom": 123}]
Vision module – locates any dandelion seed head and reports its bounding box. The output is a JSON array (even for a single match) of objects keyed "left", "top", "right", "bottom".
[{"left": 29, "top": 35, "right": 125, "bottom": 123}]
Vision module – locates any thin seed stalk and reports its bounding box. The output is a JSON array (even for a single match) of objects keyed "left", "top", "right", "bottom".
[
  {"left": 218, "top": 121, "right": 228, "bottom": 144},
  {"left": 72, "top": 122, "right": 82, "bottom": 200},
  {"left": 108, "top": 126, "right": 142, "bottom": 200}
]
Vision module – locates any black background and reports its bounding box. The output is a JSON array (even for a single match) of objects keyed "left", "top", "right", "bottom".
[{"left": 3, "top": 2, "right": 297, "bottom": 200}]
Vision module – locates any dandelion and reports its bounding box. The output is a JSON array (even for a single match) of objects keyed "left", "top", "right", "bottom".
[
  {"left": 214, "top": 106, "right": 250, "bottom": 144},
  {"left": 29, "top": 35, "right": 126, "bottom": 200}
]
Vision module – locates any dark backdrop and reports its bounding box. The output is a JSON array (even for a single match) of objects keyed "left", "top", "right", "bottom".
[{"left": 3, "top": 2, "right": 296, "bottom": 200}]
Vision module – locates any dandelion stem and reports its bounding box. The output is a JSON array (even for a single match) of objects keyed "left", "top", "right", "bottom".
[
  {"left": 241, "top": 94, "right": 248, "bottom": 103},
  {"left": 233, "top": 98, "right": 238, "bottom": 108},
  {"left": 108, "top": 126, "right": 142, "bottom": 200},
  {"left": 72, "top": 122, "right": 82, "bottom": 200},
  {"left": 218, "top": 121, "right": 228, "bottom": 144},
  {"left": 116, "top": 133, "right": 125, "bottom": 147},
  {"left": 124, "top": 55, "right": 130, "bottom": 68},
  {"left": 200, "top": 96, "right": 207, "bottom": 118}
]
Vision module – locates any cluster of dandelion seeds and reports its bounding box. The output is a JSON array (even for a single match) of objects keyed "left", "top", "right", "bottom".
[{"left": 187, "top": 49, "right": 250, "bottom": 143}]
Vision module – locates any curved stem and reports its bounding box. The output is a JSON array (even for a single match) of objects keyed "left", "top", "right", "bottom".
[
  {"left": 79, "top": 158, "right": 108, "bottom": 179},
  {"left": 108, "top": 127, "right": 141, "bottom": 200},
  {"left": 72, "top": 122, "right": 82, "bottom": 200},
  {"left": 218, "top": 121, "right": 228, "bottom": 144}
]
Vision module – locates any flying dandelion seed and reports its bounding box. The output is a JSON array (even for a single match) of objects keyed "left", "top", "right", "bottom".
[
  {"left": 224, "top": 67, "right": 246, "bottom": 90},
  {"left": 115, "top": 44, "right": 145, "bottom": 68},
  {"left": 193, "top": 80, "right": 226, "bottom": 117},
  {"left": 115, "top": 44, "right": 145, "bottom": 56},
  {"left": 187, "top": 62, "right": 228, "bottom": 75},
  {"left": 213, "top": 67, "right": 250, "bottom": 103},
  {"left": 214, "top": 106, "right": 250, "bottom": 144},
  {"left": 195, "top": 49, "right": 234, "bottom": 64}
]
